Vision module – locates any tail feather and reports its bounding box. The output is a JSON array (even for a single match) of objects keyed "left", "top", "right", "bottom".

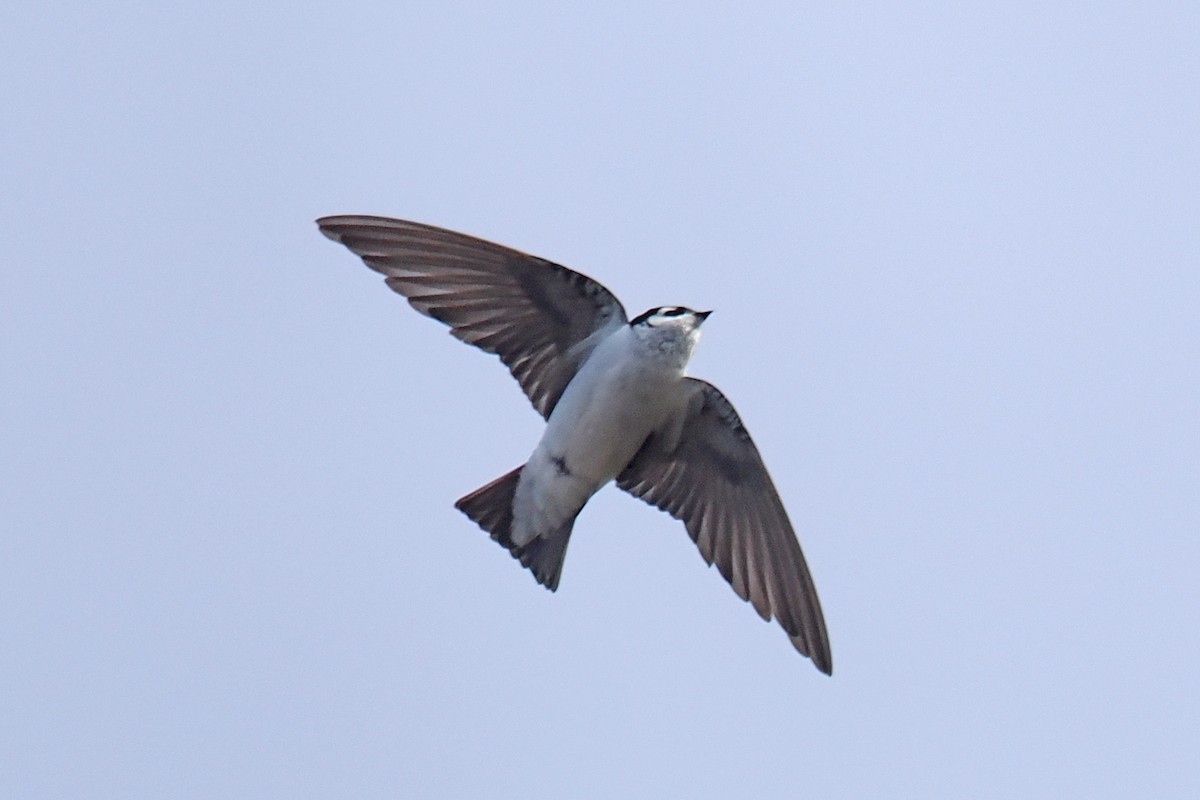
[{"left": 454, "top": 466, "right": 576, "bottom": 591}]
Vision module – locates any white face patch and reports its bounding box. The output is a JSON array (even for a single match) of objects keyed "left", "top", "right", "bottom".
[{"left": 646, "top": 307, "right": 696, "bottom": 327}]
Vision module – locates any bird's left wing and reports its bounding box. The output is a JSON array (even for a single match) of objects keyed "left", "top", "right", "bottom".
[
  {"left": 616, "top": 378, "right": 833, "bottom": 674},
  {"left": 317, "top": 216, "right": 628, "bottom": 418}
]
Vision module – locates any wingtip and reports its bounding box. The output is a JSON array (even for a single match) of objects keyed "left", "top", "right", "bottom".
[
  {"left": 810, "top": 647, "right": 834, "bottom": 677},
  {"left": 315, "top": 216, "right": 343, "bottom": 243},
  {"left": 792, "top": 634, "right": 833, "bottom": 675}
]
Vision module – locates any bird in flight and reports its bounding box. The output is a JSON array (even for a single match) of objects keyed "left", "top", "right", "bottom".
[{"left": 317, "top": 216, "right": 832, "bottom": 674}]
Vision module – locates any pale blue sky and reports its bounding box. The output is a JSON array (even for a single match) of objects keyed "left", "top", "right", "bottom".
[{"left": 3, "top": 2, "right": 1197, "bottom": 797}]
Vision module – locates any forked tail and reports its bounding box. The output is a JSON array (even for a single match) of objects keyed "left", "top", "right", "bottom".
[{"left": 455, "top": 466, "right": 575, "bottom": 591}]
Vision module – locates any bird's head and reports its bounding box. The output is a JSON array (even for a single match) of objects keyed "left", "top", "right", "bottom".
[
  {"left": 629, "top": 306, "right": 713, "bottom": 330},
  {"left": 628, "top": 306, "right": 712, "bottom": 361}
]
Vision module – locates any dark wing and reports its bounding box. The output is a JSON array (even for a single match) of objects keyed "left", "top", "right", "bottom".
[
  {"left": 317, "top": 216, "right": 628, "bottom": 418},
  {"left": 617, "top": 378, "right": 832, "bottom": 674}
]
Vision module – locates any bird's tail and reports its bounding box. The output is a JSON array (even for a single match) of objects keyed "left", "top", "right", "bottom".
[{"left": 455, "top": 466, "right": 575, "bottom": 591}]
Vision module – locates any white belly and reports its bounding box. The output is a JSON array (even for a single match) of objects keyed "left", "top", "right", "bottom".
[{"left": 509, "top": 326, "right": 685, "bottom": 545}]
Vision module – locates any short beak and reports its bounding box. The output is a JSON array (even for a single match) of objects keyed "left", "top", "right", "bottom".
[{"left": 696, "top": 310, "right": 713, "bottom": 323}]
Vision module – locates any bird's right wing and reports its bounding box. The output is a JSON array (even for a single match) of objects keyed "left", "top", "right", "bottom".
[
  {"left": 617, "top": 378, "right": 832, "bottom": 674},
  {"left": 318, "top": 216, "right": 629, "bottom": 418}
]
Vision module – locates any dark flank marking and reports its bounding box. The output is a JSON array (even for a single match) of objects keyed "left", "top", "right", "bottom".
[{"left": 551, "top": 455, "right": 571, "bottom": 477}]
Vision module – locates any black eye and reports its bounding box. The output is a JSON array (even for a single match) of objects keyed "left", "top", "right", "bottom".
[
  {"left": 663, "top": 307, "right": 686, "bottom": 317},
  {"left": 630, "top": 308, "right": 660, "bottom": 326}
]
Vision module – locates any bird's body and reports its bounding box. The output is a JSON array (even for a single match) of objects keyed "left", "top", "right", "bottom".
[
  {"left": 318, "top": 215, "right": 833, "bottom": 674},
  {"left": 516, "top": 319, "right": 697, "bottom": 546}
]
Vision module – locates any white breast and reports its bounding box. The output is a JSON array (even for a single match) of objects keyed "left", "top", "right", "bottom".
[{"left": 508, "top": 324, "right": 695, "bottom": 545}]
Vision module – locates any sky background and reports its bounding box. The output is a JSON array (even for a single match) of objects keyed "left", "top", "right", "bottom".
[{"left": 3, "top": 2, "right": 1197, "bottom": 797}]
